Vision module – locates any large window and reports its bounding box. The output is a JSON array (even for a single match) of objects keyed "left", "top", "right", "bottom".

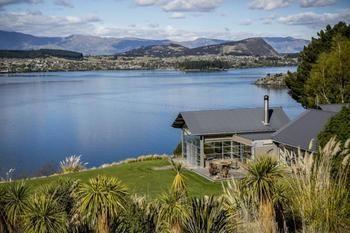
[
  {"left": 204, "top": 139, "right": 251, "bottom": 161},
  {"left": 184, "top": 134, "right": 200, "bottom": 166}
]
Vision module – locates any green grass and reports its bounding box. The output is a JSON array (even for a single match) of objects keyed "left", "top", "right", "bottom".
[{"left": 9, "top": 160, "right": 223, "bottom": 198}]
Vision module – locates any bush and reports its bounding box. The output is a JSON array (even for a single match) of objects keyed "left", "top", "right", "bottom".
[
  {"left": 318, "top": 107, "right": 350, "bottom": 147},
  {"left": 60, "top": 155, "right": 87, "bottom": 174}
]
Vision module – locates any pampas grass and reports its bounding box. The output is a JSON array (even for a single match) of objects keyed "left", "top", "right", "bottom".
[
  {"left": 60, "top": 155, "right": 87, "bottom": 174},
  {"left": 281, "top": 137, "right": 350, "bottom": 233}
]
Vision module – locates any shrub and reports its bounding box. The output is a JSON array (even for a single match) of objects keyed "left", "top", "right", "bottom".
[
  {"left": 318, "top": 107, "right": 350, "bottom": 148},
  {"left": 60, "top": 155, "right": 87, "bottom": 174}
]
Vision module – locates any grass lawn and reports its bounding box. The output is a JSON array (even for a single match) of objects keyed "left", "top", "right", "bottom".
[{"left": 8, "top": 159, "right": 223, "bottom": 198}]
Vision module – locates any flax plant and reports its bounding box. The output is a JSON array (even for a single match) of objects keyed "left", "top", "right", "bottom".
[
  {"left": 223, "top": 156, "right": 287, "bottom": 233},
  {"left": 170, "top": 159, "right": 187, "bottom": 195},
  {"left": 22, "top": 193, "right": 68, "bottom": 233},
  {"left": 74, "top": 175, "right": 129, "bottom": 233},
  {"left": 160, "top": 160, "right": 189, "bottom": 233},
  {"left": 184, "top": 196, "right": 228, "bottom": 233},
  {"left": 2, "top": 182, "right": 30, "bottom": 232}
]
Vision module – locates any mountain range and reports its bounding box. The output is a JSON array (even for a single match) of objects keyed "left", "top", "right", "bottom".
[{"left": 0, "top": 30, "right": 309, "bottom": 56}]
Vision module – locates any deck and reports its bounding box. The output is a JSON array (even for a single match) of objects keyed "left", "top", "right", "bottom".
[{"left": 174, "top": 158, "right": 246, "bottom": 182}]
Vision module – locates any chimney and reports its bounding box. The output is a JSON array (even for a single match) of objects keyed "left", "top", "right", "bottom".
[{"left": 264, "top": 95, "right": 270, "bottom": 125}]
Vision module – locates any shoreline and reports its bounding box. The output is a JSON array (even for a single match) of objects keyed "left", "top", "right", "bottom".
[
  {"left": 254, "top": 72, "right": 290, "bottom": 88},
  {"left": 0, "top": 154, "right": 170, "bottom": 183},
  {"left": 0, "top": 64, "right": 297, "bottom": 75},
  {"left": 0, "top": 55, "right": 297, "bottom": 74}
]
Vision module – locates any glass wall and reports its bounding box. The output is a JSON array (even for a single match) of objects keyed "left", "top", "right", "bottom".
[
  {"left": 184, "top": 134, "right": 200, "bottom": 166},
  {"left": 183, "top": 134, "right": 253, "bottom": 167},
  {"left": 204, "top": 139, "right": 252, "bottom": 162}
]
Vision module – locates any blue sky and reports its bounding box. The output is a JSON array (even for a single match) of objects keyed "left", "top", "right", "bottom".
[{"left": 0, "top": 0, "right": 349, "bottom": 41}]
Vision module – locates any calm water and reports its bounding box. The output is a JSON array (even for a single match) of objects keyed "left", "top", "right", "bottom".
[{"left": 0, "top": 67, "right": 303, "bottom": 177}]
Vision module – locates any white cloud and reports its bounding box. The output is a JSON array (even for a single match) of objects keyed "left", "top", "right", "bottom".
[
  {"left": 135, "top": 0, "right": 223, "bottom": 12},
  {"left": 249, "top": 0, "right": 292, "bottom": 10},
  {"left": 0, "top": 11, "right": 101, "bottom": 36},
  {"left": 169, "top": 12, "right": 185, "bottom": 19},
  {"left": 240, "top": 19, "right": 253, "bottom": 25},
  {"left": 0, "top": 0, "right": 41, "bottom": 8},
  {"left": 134, "top": 0, "right": 157, "bottom": 6},
  {"left": 54, "top": 0, "right": 73, "bottom": 8},
  {"left": 299, "top": 0, "right": 337, "bottom": 7},
  {"left": 249, "top": 0, "right": 337, "bottom": 10},
  {"left": 277, "top": 9, "right": 350, "bottom": 27},
  {"left": 0, "top": 10, "right": 261, "bottom": 41},
  {"left": 98, "top": 25, "right": 260, "bottom": 41},
  {"left": 262, "top": 14, "right": 277, "bottom": 24},
  {"left": 162, "top": 0, "right": 223, "bottom": 12}
]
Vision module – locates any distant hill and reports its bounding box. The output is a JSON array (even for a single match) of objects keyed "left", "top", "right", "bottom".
[
  {"left": 122, "top": 38, "right": 279, "bottom": 57},
  {"left": 0, "top": 49, "right": 83, "bottom": 60},
  {"left": 187, "top": 38, "right": 278, "bottom": 56},
  {"left": 56, "top": 35, "right": 171, "bottom": 55},
  {"left": 0, "top": 30, "right": 308, "bottom": 55},
  {"left": 177, "top": 38, "right": 228, "bottom": 48},
  {"left": 121, "top": 43, "right": 189, "bottom": 57},
  {"left": 263, "top": 37, "right": 309, "bottom": 53}
]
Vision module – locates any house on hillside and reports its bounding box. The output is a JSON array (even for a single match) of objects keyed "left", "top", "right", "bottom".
[
  {"left": 172, "top": 95, "right": 289, "bottom": 168},
  {"left": 172, "top": 96, "right": 346, "bottom": 171}
]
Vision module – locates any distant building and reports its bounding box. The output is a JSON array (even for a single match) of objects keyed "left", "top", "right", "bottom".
[{"left": 172, "top": 96, "right": 346, "bottom": 168}]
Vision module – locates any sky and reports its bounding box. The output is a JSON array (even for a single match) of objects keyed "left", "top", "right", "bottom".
[{"left": 0, "top": 0, "right": 349, "bottom": 41}]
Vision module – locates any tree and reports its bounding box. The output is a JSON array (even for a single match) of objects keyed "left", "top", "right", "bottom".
[
  {"left": 286, "top": 22, "right": 350, "bottom": 107},
  {"left": 243, "top": 156, "right": 286, "bottom": 233},
  {"left": 305, "top": 36, "right": 350, "bottom": 106},
  {"left": 160, "top": 191, "right": 188, "bottom": 233},
  {"left": 160, "top": 160, "right": 188, "bottom": 233},
  {"left": 318, "top": 107, "right": 350, "bottom": 148},
  {"left": 22, "top": 193, "right": 68, "bottom": 233},
  {"left": 74, "top": 175, "right": 129, "bottom": 233}
]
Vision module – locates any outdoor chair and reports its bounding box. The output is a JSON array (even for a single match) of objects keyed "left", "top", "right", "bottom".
[
  {"left": 221, "top": 166, "right": 230, "bottom": 178},
  {"left": 209, "top": 163, "right": 219, "bottom": 176}
]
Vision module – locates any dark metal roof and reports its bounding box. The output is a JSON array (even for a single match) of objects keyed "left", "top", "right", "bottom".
[
  {"left": 172, "top": 107, "right": 289, "bottom": 136},
  {"left": 239, "top": 132, "right": 274, "bottom": 141},
  {"left": 318, "top": 104, "right": 348, "bottom": 113},
  {"left": 272, "top": 109, "right": 336, "bottom": 151}
]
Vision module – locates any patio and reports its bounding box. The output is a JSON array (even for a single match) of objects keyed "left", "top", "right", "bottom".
[{"left": 175, "top": 158, "right": 246, "bottom": 181}]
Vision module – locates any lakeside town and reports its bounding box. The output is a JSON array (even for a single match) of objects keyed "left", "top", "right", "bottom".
[{"left": 0, "top": 54, "right": 297, "bottom": 73}]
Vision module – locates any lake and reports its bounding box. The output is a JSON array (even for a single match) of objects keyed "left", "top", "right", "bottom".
[{"left": 0, "top": 67, "right": 303, "bottom": 177}]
